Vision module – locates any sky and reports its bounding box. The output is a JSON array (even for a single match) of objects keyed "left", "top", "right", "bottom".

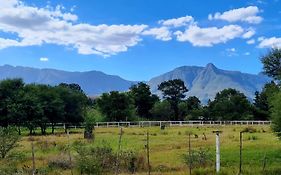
[{"left": 0, "top": 0, "right": 281, "bottom": 81}]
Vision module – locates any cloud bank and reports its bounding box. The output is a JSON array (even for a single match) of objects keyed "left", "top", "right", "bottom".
[{"left": 0, "top": 1, "right": 277, "bottom": 56}]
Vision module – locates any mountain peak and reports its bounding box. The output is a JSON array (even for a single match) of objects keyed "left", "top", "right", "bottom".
[
  {"left": 204, "top": 63, "right": 218, "bottom": 72},
  {"left": 205, "top": 63, "right": 216, "bottom": 69}
]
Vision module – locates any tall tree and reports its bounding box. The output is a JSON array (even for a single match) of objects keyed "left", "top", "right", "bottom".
[
  {"left": 150, "top": 100, "right": 174, "bottom": 120},
  {"left": 261, "top": 48, "right": 281, "bottom": 81},
  {"left": 129, "top": 82, "right": 159, "bottom": 119},
  {"left": 253, "top": 81, "right": 279, "bottom": 120},
  {"left": 158, "top": 79, "right": 188, "bottom": 120},
  {"left": 96, "top": 91, "right": 135, "bottom": 121},
  {"left": 261, "top": 49, "right": 281, "bottom": 138},
  {"left": 178, "top": 96, "right": 202, "bottom": 120},
  {"left": 0, "top": 79, "right": 24, "bottom": 127},
  {"left": 57, "top": 85, "right": 88, "bottom": 133},
  {"left": 208, "top": 88, "right": 253, "bottom": 120},
  {"left": 21, "top": 84, "right": 43, "bottom": 135}
]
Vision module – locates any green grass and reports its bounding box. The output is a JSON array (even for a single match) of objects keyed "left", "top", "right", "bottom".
[{"left": 1, "top": 125, "right": 281, "bottom": 175}]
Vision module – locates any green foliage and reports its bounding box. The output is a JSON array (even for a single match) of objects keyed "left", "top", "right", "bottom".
[
  {"left": 253, "top": 81, "right": 280, "bottom": 120},
  {"left": 150, "top": 100, "right": 174, "bottom": 120},
  {"left": 96, "top": 91, "right": 135, "bottom": 121},
  {"left": 208, "top": 88, "right": 253, "bottom": 120},
  {"left": 158, "top": 79, "right": 188, "bottom": 120},
  {"left": 261, "top": 48, "right": 281, "bottom": 80},
  {"left": 0, "top": 127, "right": 21, "bottom": 159},
  {"left": 48, "top": 155, "right": 72, "bottom": 170},
  {"left": 182, "top": 148, "right": 213, "bottom": 169},
  {"left": 0, "top": 79, "right": 24, "bottom": 127},
  {"left": 0, "top": 79, "right": 88, "bottom": 135},
  {"left": 75, "top": 145, "right": 115, "bottom": 174},
  {"left": 270, "top": 92, "right": 281, "bottom": 138},
  {"left": 129, "top": 82, "right": 159, "bottom": 119},
  {"left": 178, "top": 96, "right": 202, "bottom": 120}
]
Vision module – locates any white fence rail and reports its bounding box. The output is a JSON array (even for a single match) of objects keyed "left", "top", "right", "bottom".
[{"left": 94, "top": 120, "right": 271, "bottom": 128}]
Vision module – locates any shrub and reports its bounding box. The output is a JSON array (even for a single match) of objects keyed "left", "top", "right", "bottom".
[
  {"left": 119, "top": 150, "right": 146, "bottom": 173},
  {"left": 242, "top": 127, "right": 257, "bottom": 133},
  {"left": 48, "top": 155, "right": 72, "bottom": 170},
  {"left": 0, "top": 127, "right": 21, "bottom": 159},
  {"left": 75, "top": 145, "right": 115, "bottom": 175},
  {"left": 182, "top": 148, "right": 213, "bottom": 169}
]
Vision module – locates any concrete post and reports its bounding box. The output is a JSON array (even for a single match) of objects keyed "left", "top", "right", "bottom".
[
  {"left": 213, "top": 130, "right": 222, "bottom": 173},
  {"left": 216, "top": 132, "right": 220, "bottom": 173}
]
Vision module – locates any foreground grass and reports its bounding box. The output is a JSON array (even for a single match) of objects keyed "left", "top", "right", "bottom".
[{"left": 1, "top": 125, "right": 281, "bottom": 175}]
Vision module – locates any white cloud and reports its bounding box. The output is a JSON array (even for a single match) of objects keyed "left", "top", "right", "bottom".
[
  {"left": 174, "top": 24, "right": 244, "bottom": 47},
  {"left": 158, "top": 15, "right": 194, "bottom": 27},
  {"left": 208, "top": 6, "right": 263, "bottom": 24},
  {"left": 225, "top": 48, "right": 238, "bottom": 56},
  {"left": 258, "top": 37, "right": 281, "bottom": 48},
  {"left": 242, "top": 28, "right": 255, "bottom": 39},
  {"left": 40, "top": 57, "right": 49, "bottom": 62},
  {"left": 0, "top": 0, "right": 148, "bottom": 56},
  {"left": 244, "top": 52, "right": 250, "bottom": 56},
  {"left": 246, "top": 39, "right": 255, "bottom": 44},
  {"left": 142, "top": 27, "right": 172, "bottom": 41},
  {"left": 227, "top": 48, "right": 236, "bottom": 52}
]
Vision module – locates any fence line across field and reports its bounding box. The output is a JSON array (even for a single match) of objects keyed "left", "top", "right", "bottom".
[
  {"left": 49, "top": 121, "right": 271, "bottom": 129},
  {"left": 93, "top": 120, "right": 271, "bottom": 128}
]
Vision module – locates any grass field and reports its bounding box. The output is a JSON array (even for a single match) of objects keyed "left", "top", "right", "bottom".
[{"left": 1, "top": 125, "right": 281, "bottom": 175}]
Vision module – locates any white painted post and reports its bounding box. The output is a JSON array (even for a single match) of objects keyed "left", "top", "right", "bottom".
[
  {"left": 216, "top": 133, "right": 220, "bottom": 173},
  {"left": 213, "top": 130, "right": 222, "bottom": 173}
]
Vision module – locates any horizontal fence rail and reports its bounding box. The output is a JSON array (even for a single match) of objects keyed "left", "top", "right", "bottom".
[{"left": 94, "top": 120, "right": 272, "bottom": 128}]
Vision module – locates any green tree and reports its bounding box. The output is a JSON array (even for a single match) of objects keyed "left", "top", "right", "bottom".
[
  {"left": 253, "top": 82, "right": 279, "bottom": 120},
  {"left": 57, "top": 85, "right": 88, "bottom": 133},
  {"left": 21, "top": 84, "right": 43, "bottom": 135},
  {"left": 96, "top": 91, "right": 135, "bottom": 121},
  {"left": 0, "top": 79, "right": 24, "bottom": 127},
  {"left": 150, "top": 100, "right": 174, "bottom": 120},
  {"left": 270, "top": 92, "right": 281, "bottom": 138},
  {"left": 261, "top": 49, "right": 281, "bottom": 138},
  {"left": 208, "top": 88, "right": 253, "bottom": 120},
  {"left": 178, "top": 96, "right": 202, "bottom": 120},
  {"left": 261, "top": 48, "right": 281, "bottom": 81},
  {"left": 158, "top": 79, "right": 188, "bottom": 120},
  {"left": 129, "top": 82, "right": 159, "bottom": 119}
]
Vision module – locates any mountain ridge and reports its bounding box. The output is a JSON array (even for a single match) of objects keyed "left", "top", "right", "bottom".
[
  {"left": 147, "top": 63, "right": 270, "bottom": 103},
  {"left": 0, "top": 64, "right": 270, "bottom": 103}
]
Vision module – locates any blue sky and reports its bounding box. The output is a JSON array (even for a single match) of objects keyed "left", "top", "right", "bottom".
[{"left": 0, "top": 0, "right": 281, "bottom": 81}]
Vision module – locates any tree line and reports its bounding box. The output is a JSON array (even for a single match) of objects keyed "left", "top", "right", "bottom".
[
  {"left": 1, "top": 49, "right": 281, "bottom": 137},
  {"left": 0, "top": 80, "right": 88, "bottom": 135}
]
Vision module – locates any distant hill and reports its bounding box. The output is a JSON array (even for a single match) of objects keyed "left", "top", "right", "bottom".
[
  {"left": 0, "top": 65, "right": 136, "bottom": 96},
  {"left": 148, "top": 63, "right": 271, "bottom": 103},
  {"left": 0, "top": 64, "right": 271, "bottom": 103}
]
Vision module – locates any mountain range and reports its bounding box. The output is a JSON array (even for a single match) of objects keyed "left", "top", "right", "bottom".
[
  {"left": 147, "top": 63, "right": 270, "bottom": 103},
  {"left": 0, "top": 64, "right": 270, "bottom": 103}
]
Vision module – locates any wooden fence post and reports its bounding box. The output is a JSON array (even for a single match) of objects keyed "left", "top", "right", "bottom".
[
  {"left": 146, "top": 131, "right": 151, "bottom": 175},
  {"left": 115, "top": 127, "right": 123, "bottom": 175},
  {"left": 31, "top": 139, "right": 35, "bottom": 175}
]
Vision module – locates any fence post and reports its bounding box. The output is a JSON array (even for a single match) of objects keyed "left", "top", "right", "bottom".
[
  {"left": 188, "top": 133, "right": 192, "bottom": 175},
  {"left": 31, "top": 139, "right": 35, "bottom": 175},
  {"left": 146, "top": 131, "right": 151, "bottom": 175},
  {"left": 115, "top": 127, "right": 123, "bottom": 175},
  {"left": 213, "top": 130, "right": 222, "bottom": 173},
  {"left": 239, "top": 131, "right": 243, "bottom": 175}
]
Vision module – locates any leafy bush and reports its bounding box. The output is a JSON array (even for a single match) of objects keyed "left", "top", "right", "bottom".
[
  {"left": 48, "top": 155, "right": 72, "bottom": 170},
  {"left": 75, "top": 145, "right": 115, "bottom": 175},
  {"left": 242, "top": 127, "right": 257, "bottom": 133},
  {"left": 182, "top": 148, "right": 213, "bottom": 169},
  {"left": 0, "top": 127, "right": 21, "bottom": 159}
]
